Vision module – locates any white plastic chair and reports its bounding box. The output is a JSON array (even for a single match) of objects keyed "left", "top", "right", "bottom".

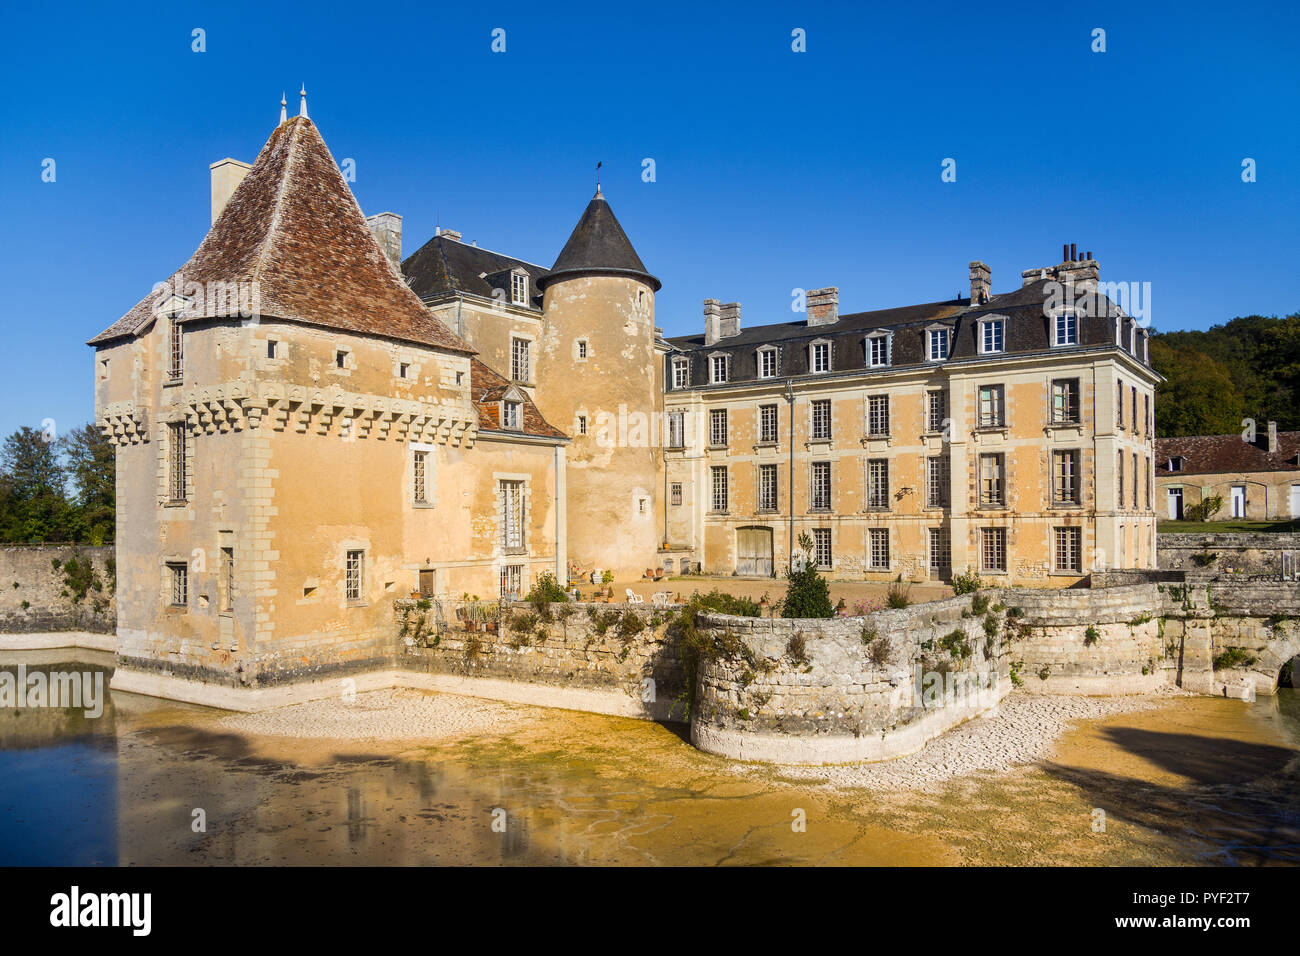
[{"left": 625, "top": 589, "right": 645, "bottom": 604}]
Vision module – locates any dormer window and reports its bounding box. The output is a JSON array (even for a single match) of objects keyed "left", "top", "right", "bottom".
[
  {"left": 672, "top": 357, "right": 689, "bottom": 389},
  {"left": 865, "top": 332, "right": 891, "bottom": 368},
  {"left": 502, "top": 400, "right": 521, "bottom": 430},
  {"left": 510, "top": 272, "right": 529, "bottom": 306},
  {"left": 1054, "top": 311, "right": 1079, "bottom": 347},
  {"left": 927, "top": 328, "right": 950, "bottom": 361},
  {"left": 979, "top": 318, "right": 1004, "bottom": 354},
  {"left": 757, "top": 347, "right": 779, "bottom": 379},
  {"left": 810, "top": 341, "right": 831, "bottom": 374},
  {"left": 710, "top": 354, "right": 729, "bottom": 384},
  {"left": 1168, "top": 456, "right": 1185, "bottom": 473}
]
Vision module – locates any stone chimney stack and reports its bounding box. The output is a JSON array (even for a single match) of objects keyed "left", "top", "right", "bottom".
[
  {"left": 704, "top": 299, "right": 723, "bottom": 346},
  {"left": 1021, "top": 243, "right": 1099, "bottom": 287},
  {"left": 436, "top": 227, "right": 463, "bottom": 242},
  {"left": 1268, "top": 420, "right": 1278, "bottom": 454},
  {"left": 969, "top": 261, "right": 991, "bottom": 305},
  {"left": 718, "top": 302, "right": 741, "bottom": 338},
  {"left": 209, "top": 158, "right": 252, "bottom": 226},
  {"left": 366, "top": 212, "right": 403, "bottom": 271},
  {"left": 807, "top": 287, "right": 839, "bottom": 326}
]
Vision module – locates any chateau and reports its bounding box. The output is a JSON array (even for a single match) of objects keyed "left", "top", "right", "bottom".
[{"left": 90, "top": 100, "right": 1160, "bottom": 689}]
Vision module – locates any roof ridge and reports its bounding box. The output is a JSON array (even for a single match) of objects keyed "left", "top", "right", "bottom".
[{"left": 249, "top": 119, "right": 301, "bottom": 286}]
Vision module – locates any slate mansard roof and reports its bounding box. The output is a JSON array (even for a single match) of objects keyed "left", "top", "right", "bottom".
[
  {"left": 403, "top": 234, "right": 550, "bottom": 307},
  {"left": 663, "top": 278, "right": 1154, "bottom": 388},
  {"left": 1155, "top": 433, "right": 1300, "bottom": 477},
  {"left": 90, "top": 116, "right": 474, "bottom": 354}
]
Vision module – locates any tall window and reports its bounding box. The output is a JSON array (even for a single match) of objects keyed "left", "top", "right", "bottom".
[
  {"left": 1132, "top": 452, "right": 1140, "bottom": 509},
  {"left": 1146, "top": 455, "right": 1153, "bottom": 509},
  {"left": 1116, "top": 381, "right": 1124, "bottom": 428},
  {"left": 510, "top": 272, "right": 529, "bottom": 305},
  {"left": 502, "top": 400, "right": 521, "bottom": 429},
  {"left": 927, "top": 328, "right": 950, "bottom": 361},
  {"left": 926, "top": 390, "right": 947, "bottom": 433},
  {"left": 1116, "top": 453, "right": 1125, "bottom": 509},
  {"left": 927, "top": 455, "right": 950, "bottom": 508},
  {"left": 1052, "top": 379, "right": 1080, "bottom": 424},
  {"left": 928, "top": 528, "right": 951, "bottom": 572},
  {"left": 759, "top": 404, "right": 778, "bottom": 444},
  {"left": 219, "top": 547, "right": 234, "bottom": 612},
  {"left": 167, "top": 422, "right": 187, "bottom": 502},
  {"left": 1054, "top": 311, "right": 1078, "bottom": 346},
  {"left": 168, "top": 317, "right": 184, "bottom": 380},
  {"left": 670, "top": 482, "right": 683, "bottom": 506},
  {"left": 810, "top": 461, "right": 831, "bottom": 510},
  {"left": 499, "top": 564, "right": 522, "bottom": 599},
  {"left": 979, "top": 454, "right": 1005, "bottom": 507},
  {"left": 867, "top": 459, "right": 889, "bottom": 508},
  {"left": 980, "top": 318, "right": 1004, "bottom": 354},
  {"left": 812, "top": 528, "right": 832, "bottom": 570},
  {"left": 577, "top": 339, "right": 588, "bottom": 359},
  {"left": 710, "top": 466, "right": 728, "bottom": 512},
  {"left": 1054, "top": 527, "right": 1082, "bottom": 573},
  {"left": 167, "top": 562, "right": 188, "bottom": 607},
  {"left": 811, "top": 399, "right": 831, "bottom": 440},
  {"left": 501, "top": 480, "right": 524, "bottom": 550},
  {"left": 1052, "top": 450, "right": 1081, "bottom": 505},
  {"left": 709, "top": 408, "right": 728, "bottom": 447},
  {"left": 710, "top": 354, "right": 729, "bottom": 383},
  {"left": 511, "top": 338, "right": 530, "bottom": 382},
  {"left": 1131, "top": 385, "right": 1139, "bottom": 433},
  {"left": 667, "top": 410, "right": 685, "bottom": 448},
  {"left": 980, "top": 528, "right": 1007, "bottom": 572},
  {"left": 866, "top": 334, "right": 890, "bottom": 368},
  {"left": 811, "top": 341, "right": 831, "bottom": 373},
  {"left": 1145, "top": 394, "right": 1151, "bottom": 436},
  {"left": 577, "top": 415, "right": 588, "bottom": 435},
  {"left": 413, "top": 450, "right": 428, "bottom": 503},
  {"left": 978, "top": 385, "right": 1005, "bottom": 427},
  {"left": 758, "top": 464, "right": 778, "bottom": 511},
  {"left": 867, "top": 395, "right": 889, "bottom": 436},
  {"left": 345, "top": 549, "right": 364, "bottom": 603},
  {"left": 868, "top": 528, "right": 890, "bottom": 570},
  {"left": 672, "top": 358, "right": 689, "bottom": 389},
  {"left": 758, "top": 348, "right": 778, "bottom": 378}
]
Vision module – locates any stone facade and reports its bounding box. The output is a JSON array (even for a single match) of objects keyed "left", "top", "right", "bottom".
[
  {"left": 0, "top": 546, "right": 115, "bottom": 634},
  {"left": 1156, "top": 532, "right": 1300, "bottom": 576}
]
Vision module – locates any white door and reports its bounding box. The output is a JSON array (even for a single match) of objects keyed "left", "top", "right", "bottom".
[
  {"left": 1291, "top": 484, "right": 1300, "bottom": 518},
  {"left": 1167, "top": 487, "right": 1183, "bottom": 520},
  {"left": 1230, "top": 485, "right": 1246, "bottom": 518}
]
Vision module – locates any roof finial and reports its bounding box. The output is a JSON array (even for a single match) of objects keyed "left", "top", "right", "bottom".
[
  {"left": 279, "top": 92, "right": 287, "bottom": 124},
  {"left": 595, "top": 160, "right": 602, "bottom": 198},
  {"left": 299, "top": 84, "right": 308, "bottom": 119}
]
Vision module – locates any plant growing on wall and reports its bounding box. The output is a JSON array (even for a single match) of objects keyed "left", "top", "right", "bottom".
[
  {"left": 666, "top": 593, "right": 765, "bottom": 720},
  {"left": 866, "top": 633, "right": 893, "bottom": 668},
  {"left": 952, "top": 569, "right": 982, "bottom": 596},
  {"left": 1212, "top": 647, "right": 1257, "bottom": 671},
  {"left": 1084, "top": 625, "right": 1100, "bottom": 646}
]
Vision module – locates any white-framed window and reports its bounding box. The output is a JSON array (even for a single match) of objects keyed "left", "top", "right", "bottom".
[
  {"left": 977, "top": 384, "right": 1005, "bottom": 427},
  {"left": 758, "top": 463, "right": 778, "bottom": 511},
  {"left": 867, "top": 459, "right": 889, "bottom": 509},
  {"left": 709, "top": 408, "right": 728, "bottom": 447},
  {"left": 981, "top": 528, "right": 1007, "bottom": 573},
  {"left": 810, "top": 399, "right": 831, "bottom": 440},
  {"left": 502, "top": 400, "right": 521, "bottom": 430},
  {"left": 1053, "top": 310, "right": 1078, "bottom": 346},
  {"left": 510, "top": 272, "right": 529, "bottom": 305},
  {"left": 810, "top": 341, "right": 831, "bottom": 374},
  {"left": 926, "top": 390, "right": 948, "bottom": 433},
  {"left": 670, "top": 482, "right": 683, "bottom": 506},
  {"left": 1054, "top": 527, "right": 1082, "bottom": 573},
  {"left": 710, "top": 354, "right": 729, "bottom": 383},
  {"left": 980, "top": 318, "right": 1005, "bottom": 354},
  {"left": 979, "top": 453, "right": 1005, "bottom": 507},
  {"left": 866, "top": 333, "right": 891, "bottom": 368},
  {"left": 167, "top": 562, "right": 188, "bottom": 607},
  {"left": 672, "top": 357, "right": 689, "bottom": 389},
  {"left": 757, "top": 347, "right": 779, "bottom": 378},
  {"left": 511, "top": 337, "right": 530, "bottom": 382},
  {"left": 168, "top": 317, "right": 184, "bottom": 380},
  {"left": 500, "top": 564, "right": 523, "bottom": 599},
  {"left": 1052, "top": 449, "right": 1080, "bottom": 505},
  {"left": 1052, "top": 378, "right": 1080, "bottom": 424},
  {"left": 868, "top": 528, "right": 890, "bottom": 570},
  {"left": 345, "top": 549, "right": 365, "bottom": 603},
  {"left": 667, "top": 410, "right": 684, "bottom": 448},
  {"left": 812, "top": 528, "right": 832, "bottom": 570},
  {"left": 867, "top": 395, "right": 889, "bottom": 437},
  {"left": 710, "top": 466, "right": 728, "bottom": 513},
  {"left": 759, "top": 404, "right": 778, "bottom": 444},
  {"left": 928, "top": 528, "right": 951, "bottom": 572},
  {"left": 219, "top": 547, "right": 234, "bottom": 612},
  {"left": 927, "top": 328, "right": 950, "bottom": 361},
  {"left": 810, "top": 461, "right": 831, "bottom": 510},
  {"left": 1168, "top": 456, "right": 1184, "bottom": 473},
  {"left": 927, "top": 455, "right": 950, "bottom": 508},
  {"left": 500, "top": 480, "right": 524, "bottom": 551},
  {"left": 413, "top": 450, "right": 428, "bottom": 503}
]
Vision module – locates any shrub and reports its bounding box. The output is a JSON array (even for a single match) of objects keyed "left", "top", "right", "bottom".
[
  {"left": 938, "top": 629, "right": 972, "bottom": 659},
  {"left": 780, "top": 533, "right": 835, "bottom": 619},
  {"left": 526, "top": 572, "right": 569, "bottom": 609},
  {"left": 692, "top": 588, "right": 761, "bottom": 617},
  {"left": 971, "top": 592, "right": 990, "bottom": 615},
  {"left": 1212, "top": 647, "right": 1258, "bottom": 671},
  {"left": 617, "top": 611, "right": 646, "bottom": 640},
  {"left": 1190, "top": 552, "right": 1218, "bottom": 567},
  {"left": 593, "top": 610, "right": 622, "bottom": 636},
  {"left": 859, "top": 624, "right": 878, "bottom": 646},
  {"left": 886, "top": 580, "right": 911, "bottom": 609},
  {"left": 952, "top": 570, "right": 982, "bottom": 596},
  {"left": 983, "top": 612, "right": 999, "bottom": 639},
  {"left": 1184, "top": 494, "right": 1224, "bottom": 522}
]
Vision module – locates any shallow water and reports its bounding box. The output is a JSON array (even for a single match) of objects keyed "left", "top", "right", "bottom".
[{"left": 0, "top": 655, "right": 1296, "bottom": 866}]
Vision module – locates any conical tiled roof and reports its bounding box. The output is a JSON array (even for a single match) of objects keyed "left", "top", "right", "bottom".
[
  {"left": 538, "top": 189, "right": 659, "bottom": 291},
  {"left": 90, "top": 117, "right": 473, "bottom": 354}
]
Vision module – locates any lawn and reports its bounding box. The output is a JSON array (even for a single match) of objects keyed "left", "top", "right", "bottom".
[{"left": 1157, "top": 519, "right": 1300, "bottom": 534}]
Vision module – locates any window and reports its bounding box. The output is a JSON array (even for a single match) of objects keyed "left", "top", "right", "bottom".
[
  {"left": 577, "top": 339, "right": 588, "bottom": 359},
  {"left": 927, "top": 328, "right": 950, "bottom": 361},
  {"left": 926, "top": 390, "right": 947, "bottom": 433},
  {"left": 167, "top": 562, "right": 188, "bottom": 607},
  {"left": 979, "top": 454, "right": 1005, "bottom": 507},
  {"left": 1168, "top": 456, "right": 1184, "bottom": 473},
  {"left": 501, "top": 480, "right": 524, "bottom": 551},
  {"left": 1132, "top": 452, "right": 1139, "bottom": 509},
  {"left": 710, "top": 354, "right": 729, "bottom": 383},
  {"left": 510, "top": 272, "right": 529, "bottom": 305},
  {"left": 1116, "top": 452, "right": 1125, "bottom": 509},
  {"left": 759, "top": 404, "right": 778, "bottom": 444},
  {"left": 511, "top": 338, "right": 530, "bottom": 382},
  {"left": 399, "top": 362, "right": 410, "bottom": 379},
  {"left": 710, "top": 466, "right": 728, "bottom": 512},
  {"left": 670, "top": 482, "right": 683, "bottom": 506},
  {"left": 1116, "top": 381, "right": 1124, "bottom": 428},
  {"left": 758, "top": 464, "right": 778, "bottom": 511},
  {"left": 500, "top": 564, "right": 522, "bottom": 599},
  {"left": 667, "top": 411, "right": 684, "bottom": 448},
  {"left": 99, "top": 358, "right": 110, "bottom": 380},
  {"left": 1131, "top": 385, "right": 1139, "bottom": 433},
  {"left": 578, "top": 415, "right": 588, "bottom": 436},
  {"left": 709, "top": 408, "right": 728, "bottom": 447},
  {"left": 866, "top": 334, "right": 891, "bottom": 368},
  {"left": 758, "top": 348, "right": 778, "bottom": 378},
  {"left": 811, "top": 341, "right": 831, "bottom": 373},
  {"left": 980, "top": 528, "right": 1007, "bottom": 573},
  {"left": 219, "top": 547, "right": 234, "bottom": 612},
  {"left": 167, "top": 422, "right": 187, "bottom": 502},
  {"left": 928, "top": 528, "right": 951, "bottom": 572},
  {"left": 1054, "top": 527, "right": 1082, "bottom": 573},
  {"left": 812, "top": 528, "right": 832, "bottom": 570},
  {"left": 168, "top": 317, "right": 184, "bottom": 380},
  {"left": 927, "top": 455, "right": 950, "bottom": 508},
  {"left": 266, "top": 339, "right": 278, "bottom": 360},
  {"left": 345, "top": 550, "right": 364, "bottom": 603},
  {"left": 868, "top": 528, "right": 890, "bottom": 570},
  {"left": 811, "top": 399, "right": 831, "bottom": 440},
  {"left": 980, "top": 318, "right": 1004, "bottom": 354},
  {"left": 810, "top": 461, "right": 831, "bottom": 510},
  {"left": 1052, "top": 450, "right": 1080, "bottom": 505},
  {"left": 977, "top": 385, "right": 1005, "bottom": 427},
  {"left": 336, "top": 349, "right": 348, "bottom": 369},
  {"left": 867, "top": 395, "right": 890, "bottom": 437},
  {"left": 413, "top": 450, "right": 428, "bottom": 503},
  {"left": 1145, "top": 394, "right": 1151, "bottom": 437},
  {"left": 672, "top": 358, "right": 689, "bottom": 389},
  {"left": 1146, "top": 456, "right": 1153, "bottom": 509},
  {"left": 502, "top": 401, "right": 521, "bottom": 430},
  {"left": 1054, "top": 311, "right": 1078, "bottom": 346},
  {"left": 867, "top": 459, "right": 889, "bottom": 509},
  {"left": 1052, "top": 379, "right": 1080, "bottom": 424}
]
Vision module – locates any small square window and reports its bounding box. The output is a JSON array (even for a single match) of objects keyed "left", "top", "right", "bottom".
[
  {"left": 336, "top": 350, "right": 348, "bottom": 369},
  {"left": 267, "top": 339, "right": 278, "bottom": 359},
  {"left": 399, "top": 362, "right": 410, "bottom": 379}
]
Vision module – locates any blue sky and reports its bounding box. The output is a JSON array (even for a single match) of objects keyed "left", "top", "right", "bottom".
[{"left": 1, "top": 0, "right": 1297, "bottom": 439}]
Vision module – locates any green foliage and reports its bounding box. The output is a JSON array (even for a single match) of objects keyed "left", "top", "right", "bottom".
[
  {"left": 1190, "top": 551, "right": 1218, "bottom": 566},
  {"left": 691, "top": 588, "right": 761, "bottom": 618},
  {"left": 1009, "top": 660, "right": 1025, "bottom": 687},
  {"left": 666, "top": 595, "right": 770, "bottom": 720},
  {"left": 1212, "top": 647, "right": 1258, "bottom": 671},
  {"left": 780, "top": 533, "right": 834, "bottom": 619},
  {"left": 971, "top": 592, "right": 990, "bottom": 615},
  {"left": 1185, "top": 496, "right": 1223, "bottom": 523},
  {"left": 617, "top": 610, "right": 646, "bottom": 640},
  {"left": 983, "top": 612, "right": 999, "bottom": 639},
  {"left": 786, "top": 632, "right": 809, "bottom": 666},
  {"left": 951, "top": 570, "right": 982, "bottom": 596},
  {"left": 525, "top": 572, "right": 569, "bottom": 610},
  {"left": 592, "top": 610, "right": 622, "bottom": 636},
  {"left": 885, "top": 580, "right": 911, "bottom": 609},
  {"left": 1084, "top": 625, "right": 1100, "bottom": 647},
  {"left": 938, "top": 629, "right": 972, "bottom": 659},
  {"left": 0, "top": 424, "right": 115, "bottom": 544},
  {"left": 601, "top": 569, "right": 614, "bottom": 585}
]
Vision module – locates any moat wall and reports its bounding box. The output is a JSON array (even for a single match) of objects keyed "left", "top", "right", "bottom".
[
  {"left": 1156, "top": 532, "right": 1300, "bottom": 576},
  {"left": 0, "top": 546, "right": 115, "bottom": 634}
]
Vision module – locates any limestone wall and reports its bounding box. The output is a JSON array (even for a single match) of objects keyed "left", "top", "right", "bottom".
[
  {"left": 1156, "top": 533, "right": 1300, "bottom": 576},
  {"left": 0, "top": 546, "right": 115, "bottom": 634}
]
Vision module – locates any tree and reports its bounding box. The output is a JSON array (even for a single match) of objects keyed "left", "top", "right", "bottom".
[
  {"left": 60, "top": 424, "right": 115, "bottom": 545},
  {"left": 0, "top": 426, "right": 72, "bottom": 542},
  {"left": 780, "top": 533, "right": 834, "bottom": 619},
  {"left": 1150, "top": 340, "right": 1245, "bottom": 437}
]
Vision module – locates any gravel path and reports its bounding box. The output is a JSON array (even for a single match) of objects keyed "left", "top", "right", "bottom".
[
  {"left": 769, "top": 693, "right": 1175, "bottom": 791},
  {"left": 218, "top": 688, "right": 527, "bottom": 742}
]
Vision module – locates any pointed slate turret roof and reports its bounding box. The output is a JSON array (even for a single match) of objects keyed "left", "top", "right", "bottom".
[
  {"left": 538, "top": 188, "right": 660, "bottom": 291},
  {"left": 89, "top": 116, "right": 474, "bottom": 354}
]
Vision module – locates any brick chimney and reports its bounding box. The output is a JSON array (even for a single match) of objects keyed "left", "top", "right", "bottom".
[
  {"left": 366, "top": 212, "right": 403, "bottom": 270},
  {"left": 969, "top": 261, "right": 991, "bottom": 305},
  {"left": 209, "top": 158, "right": 252, "bottom": 225},
  {"left": 718, "top": 302, "right": 741, "bottom": 338},
  {"left": 807, "top": 287, "right": 839, "bottom": 326},
  {"left": 704, "top": 299, "right": 723, "bottom": 346}
]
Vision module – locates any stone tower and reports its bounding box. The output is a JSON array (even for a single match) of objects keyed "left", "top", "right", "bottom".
[{"left": 535, "top": 188, "right": 663, "bottom": 580}]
